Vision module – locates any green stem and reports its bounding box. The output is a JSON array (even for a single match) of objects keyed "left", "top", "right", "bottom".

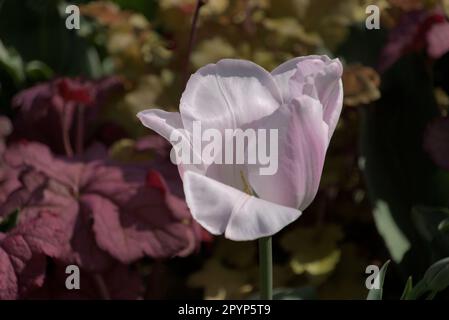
[{"left": 259, "top": 236, "right": 273, "bottom": 300}]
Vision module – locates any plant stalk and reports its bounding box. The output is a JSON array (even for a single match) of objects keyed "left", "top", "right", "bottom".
[
  {"left": 183, "top": 0, "right": 206, "bottom": 85},
  {"left": 61, "top": 104, "right": 74, "bottom": 157},
  {"left": 76, "top": 105, "right": 84, "bottom": 154},
  {"left": 259, "top": 236, "right": 273, "bottom": 300}
]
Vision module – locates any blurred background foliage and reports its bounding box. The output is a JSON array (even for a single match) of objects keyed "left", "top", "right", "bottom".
[{"left": 1, "top": 0, "right": 449, "bottom": 300}]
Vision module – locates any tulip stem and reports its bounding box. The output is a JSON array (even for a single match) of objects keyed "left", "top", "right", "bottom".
[{"left": 259, "top": 236, "right": 273, "bottom": 300}]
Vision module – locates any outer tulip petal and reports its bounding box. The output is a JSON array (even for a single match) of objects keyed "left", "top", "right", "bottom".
[
  {"left": 183, "top": 171, "right": 301, "bottom": 241},
  {"left": 248, "top": 95, "right": 329, "bottom": 211},
  {"left": 180, "top": 59, "right": 282, "bottom": 134},
  {"left": 137, "top": 109, "right": 183, "bottom": 141},
  {"left": 271, "top": 55, "right": 330, "bottom": 103},
  {"left": 137, "top": 109, "right": 204, "bottom": 176},
  {"left": 289, "top": 56, "right": 343, "bottom": 139}
]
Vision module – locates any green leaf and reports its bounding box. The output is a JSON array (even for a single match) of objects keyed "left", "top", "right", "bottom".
[
  {"left": 0, "top": 208, "right": 19, "bottom": 232},
  {"left": 405, "top": 279, "right": 428, "bottom": 300},
  {"left": 25, "top": 60, "right": 54, "bottom": 81},
  {"left": 439, "top": 218, "right": 449, "bottom": 233},
  {"left": 367, "top": 260, "right": 390, "bottom": 300},
  {"left": 400, "top": 276, "right": 413, "bottom": 300},
  {"left": 0, "top": 1, "right": 100, "bottom": 78},
  {"left": 0, "top": 40, "right": 25, "bottom": 86},
  {"left": 422, "top": 257, "right": 449, "bottom": 293},
  {"left": 412, "top": 206, "right": 449, "bottom": 258}
]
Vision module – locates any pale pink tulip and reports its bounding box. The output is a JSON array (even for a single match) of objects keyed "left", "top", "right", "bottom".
[{"left": 138, "top": 55, "right": 343, "bottom": 241}]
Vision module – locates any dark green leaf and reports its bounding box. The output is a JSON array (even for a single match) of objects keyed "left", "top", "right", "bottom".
[
  {"left": 25, "top": 60, "right": 54, "bottom": 81},
  {"left": 0, "top": 208, "right": 19, "bottom": 232},
  {"left": 422, "top": 257, "right": 449, "bottom": 293},
  {"left": 400, "top": 276, "right": 413, "bottom": 300},
  {"left": 0, "top": 40, "right": 25, "bottom": 85},
  {"left": 367, "top": 260, "right": 390, "bottom": 300},
  {"left": 439, "top": 218, "right": 449, "bottom": 233}
]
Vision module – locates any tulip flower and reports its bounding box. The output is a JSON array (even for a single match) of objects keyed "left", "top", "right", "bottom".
[
  {"left": 138, "top": 55, "right": 342, "bottom": 299},
  {"left": 138, "top": 55, "right": 343, "bottom": 240}
]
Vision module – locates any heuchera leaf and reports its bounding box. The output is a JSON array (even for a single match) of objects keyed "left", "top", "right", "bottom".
[
  {"left": 11, "top": 76, "right": 124, "bottom": 154},
  {"left": 0, "top": 142, "right": 199, "bottom": 272},
  {"left": 0, "top": 211, "right": 66, "bottom": 299}
]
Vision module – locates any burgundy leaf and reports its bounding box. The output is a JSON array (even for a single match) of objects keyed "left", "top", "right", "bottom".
[
  {"left": 1, "top": 142, "right": 200, "bottom": 273},
  {"left": 0, "top": 211, "right": 66, "bottom": 299},
  {"left": 11, "top": 77, "right": 124, "bottom": 154}
]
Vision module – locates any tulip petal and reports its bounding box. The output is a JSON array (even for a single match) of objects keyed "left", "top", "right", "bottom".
[
  {"left": 289, "top": 56, "right": 343, "bottom": 138},
  {"left": 180, "top": 59, "right": 282, "bottom": 134},
  {"left": 137, "top": 109, "right": 204, "bottom": 176},
  {"left": 137, "top": 109, "right": 183, "bottom": 141},
  {"left": 271, "top": 55, "right": 327, "bottom": 103},
  {"left": 183, "top": 171, "right": 301, "bottom": 241},
  {"left": 247, "top": 95, "right": 329, "bottom": 211}
]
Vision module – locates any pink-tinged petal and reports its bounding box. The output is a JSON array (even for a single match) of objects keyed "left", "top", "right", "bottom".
[
  {"left": 247, "top": 95, "right": 329, "bottom": 211},
  {"left": 183, "top": 171, "right": 301, "bottom": 241},
  {"left": 180, "top": 59, "right": 282, "bottom": 134},
  {"left": 137, "top": 109, "right": 204, "bottom": 177},
  {"left": 289, "top": 56, "right": 343, "bottom": 139},
  {"left": 271, "top": 55, "right": 330, "bottom": 103},
  {"left": 137, "top": 109, "right": 183, "bottom": 141},
  {"left": 183, "top": 172, "right": 234, "bottom": 236},
  {"left": 427, "top": 22, "right": 449, "bottom": 59}
]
